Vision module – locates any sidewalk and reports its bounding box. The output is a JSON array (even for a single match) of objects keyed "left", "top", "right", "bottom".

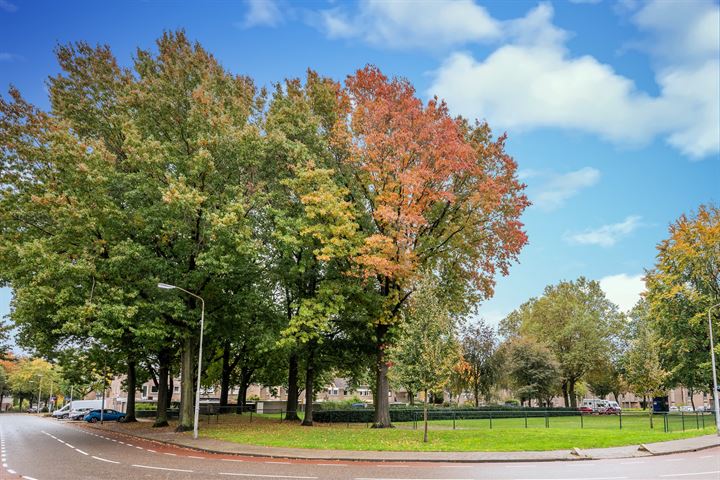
[{"left": 86, "top": 421, "right": 720, "bottom": 463}]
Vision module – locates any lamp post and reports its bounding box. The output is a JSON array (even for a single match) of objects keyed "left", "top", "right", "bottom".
[
  {"left": 36, "top": 375, "right": 43, "bottom": 413},
  {"left": 708, "top": 303, "right": 720, "bottom": 436},
  {"left": 158, "top": 282, "right": 205, "bottom": 440}
]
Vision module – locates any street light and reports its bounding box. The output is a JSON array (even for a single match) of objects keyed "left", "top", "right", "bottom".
[
  {"left": 708, "top": 303, "right": 720, "bottom": 436},
  {"left": 158, "top": 282, "right": 205, "bottom": 440},
  {"left": 36, "top": 374, "right": 43, "bottom": 413}
]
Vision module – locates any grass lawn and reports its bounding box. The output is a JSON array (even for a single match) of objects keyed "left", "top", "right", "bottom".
[{"left": 198, "top": 413, "right": 715, "bottom": 452}]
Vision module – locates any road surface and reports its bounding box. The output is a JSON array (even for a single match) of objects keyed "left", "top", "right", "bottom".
[{"left": 0, "top": 414, "right": 717, "bottom": 480}]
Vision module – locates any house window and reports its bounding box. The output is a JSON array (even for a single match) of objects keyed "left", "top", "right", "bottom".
[
  {"left": 141, "top": 385, "right": 148, "bottom": 399},
  {"left": 174, "top": 386, "right": 180, "bottom": 393},
  {"left": 151, "top": 385, "right": 158, "bottom": 393}
]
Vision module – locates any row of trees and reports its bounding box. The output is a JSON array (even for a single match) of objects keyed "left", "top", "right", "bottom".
[
  {"left": 389, "top": 205, "right": 718, "bottom": 413},
  {"left": 0, "top": 31, "right": 529, "bottom": 428}
]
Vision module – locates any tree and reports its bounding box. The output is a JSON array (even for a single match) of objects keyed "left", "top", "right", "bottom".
[
  {"left": 341, "top": 66, "right": 529, "bottom": 427},
  {"left": 1, "top": 31, "right": 265, "bottom": 430},
  {"left": 389, "top": 276, "right": 461, "bottom": 442},
  {"left": 7, "top": 358, "right": 61, "bottom": 410},
  {"left": 503, "top": 337, "right": 559, "bottom": 407},
  {"left": 460, "top": 321, "right": 500, "bottom": 406},
  {"left": 623, "top": 317, "right": 668, "bottom": 424},
  {"left": 501, "top": 277, "right": 623, "bottom": 407},
  {"left": 645, "top": 204, "right": 720, "bottom": 398}
]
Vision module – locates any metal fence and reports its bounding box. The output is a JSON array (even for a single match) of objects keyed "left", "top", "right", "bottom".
[{"left": 169, "top": 406, "right": 716, "bottom": 433}]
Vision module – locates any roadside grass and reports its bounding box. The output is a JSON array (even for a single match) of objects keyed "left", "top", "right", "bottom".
[{"left": 198, "top": 413, "right": 715, "bottom": 452}]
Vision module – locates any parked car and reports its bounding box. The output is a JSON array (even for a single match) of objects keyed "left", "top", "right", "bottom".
[
  {"left": 578, "top": 406, "right": 593, "bottom": 413},
  {"left": 26, "top": 406, "right": 39, "bottom": 413},
  {"left": 669, "top": 405, "right": 679, "bottom": 412},
  {"left": 680, "top": 405, "right": 694, "bottom": 412},
  {"left": 69, "top": 408, "right": 93, "bottom": 420},
  {"left": 53, "top": 400, "right": 103, "bottom": 419},
  {"left": 83, "top": 409, "right": 126, "bottom": 423}
]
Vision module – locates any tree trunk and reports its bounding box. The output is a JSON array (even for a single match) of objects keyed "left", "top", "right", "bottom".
[
  {"left": 220, "top": 341, "right": 231, "bottom": 407},
  {"left": 154, "top": 350, "right": 170, "bottom": 428},
  {"left": 301, "top": 347, "right": 315, "bottom": 427},
  {"left": 423, "top": 389, "right": 429, "bottom": 443},
  {"left": 167, "top": 375, "right": 173, "bottom": 410},
  {"left": 373, "top": 324, "right": 392, "bottom": 428},
  {"left": 124, "top": 359, "right": 138, "bottom": 422},
  {"left": 285, "top": 353, "right": 300, "bottom": 421},
  {"left": 238, "top": 369, "right": 251, "bottom": 412},
  {"left": 561, "top": 381, "right": 570, "bottom": 407},
  {"left": 177, "top": 335, "right": 196, "bottom": 432},
  {"left": 568, "top": 381, "right": 577, "bottom": 408},
  {"left": 689, "top": 388, "right": 696, "bottom": 410},
  {"left": 474, "top": 382, "right": 479, "bottom": 407},
  {"left": 408, "top": 390, "right": 414, "bottom": 406}
]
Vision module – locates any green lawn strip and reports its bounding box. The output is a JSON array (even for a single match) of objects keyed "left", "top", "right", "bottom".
[{"left": 199, "top": 415, "right": 714, "bottom": 452}]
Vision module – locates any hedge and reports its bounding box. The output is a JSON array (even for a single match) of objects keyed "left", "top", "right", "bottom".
[{"left": 313, "top": 407, "right": 579, "bottom": 423}]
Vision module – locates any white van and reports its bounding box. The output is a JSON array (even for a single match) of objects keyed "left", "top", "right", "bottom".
[
  {"left": 580, "top": 398, "right": 608, "bottom": 412},
  {"left": 53, "top": 400, "right": 103, "bottom": 419}
]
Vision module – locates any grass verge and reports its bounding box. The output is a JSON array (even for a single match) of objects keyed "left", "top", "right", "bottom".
[{"left": 198, "top": 414, "right": 715, "bottom": 452}]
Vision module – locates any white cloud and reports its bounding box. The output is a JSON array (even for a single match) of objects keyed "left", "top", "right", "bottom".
[
  {"left": 0, "top": 0, "right": 17, "bottom": 13},
  {"left": 0, "top": 52, "right": 20, "bottom": 62},
  {"left": 318, "top": 0, "right": 501, "bottom": 49},
  {"left": 599, "top": 273, "right": 646, "bottom": 312},
  {"left": 239, "top": 0, "right": 283, "bottom": 28},
  {"left": 533, "top": 167, "right": 600, "bottom": 211},
  {"left": 427, "top": 2, "right": 719, "bottom": 159},
  {"left": 565, "top": 215, "right": 642, "bottom": 247}
]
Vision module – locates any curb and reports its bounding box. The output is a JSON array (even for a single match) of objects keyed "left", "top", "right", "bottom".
[{"left": 80, "top": 421, "right": 720, "bottom": 464}]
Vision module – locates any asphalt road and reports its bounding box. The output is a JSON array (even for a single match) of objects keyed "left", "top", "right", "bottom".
[{"left": 0, "top": 414, "right": 718, "bottom": 480}]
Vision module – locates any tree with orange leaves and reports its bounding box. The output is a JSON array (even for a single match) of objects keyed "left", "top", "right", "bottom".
[{"left": 340, "top": 66, "right": 529, "bottom": 427}]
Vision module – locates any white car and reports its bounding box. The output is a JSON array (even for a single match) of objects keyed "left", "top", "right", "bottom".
[
  {"left": 669, "top": 406, "right": 679, "bottom": 412},
  {"left": 680, "top": 405, "right": 693, "bottom": 412}
]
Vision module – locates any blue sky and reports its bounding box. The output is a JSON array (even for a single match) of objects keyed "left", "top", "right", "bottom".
[{"left": 1, "top": 0, "right": 718, "bottom": 339}]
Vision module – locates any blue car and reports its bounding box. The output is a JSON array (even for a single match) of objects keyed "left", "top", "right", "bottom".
[{"left": 83, "top": 409, "right": 126, "bottom": 423}]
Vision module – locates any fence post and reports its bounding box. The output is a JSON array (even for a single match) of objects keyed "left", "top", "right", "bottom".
[
  {"left": 695, "top": 412, "right": 699, "bottom": 430},
  {"left": 453, "top": 411, "right": 456, "bottom": 430},
  {"left": 250, "top": 409, "right": 253, "bottom": 423},
  {"left": 681, "top": 411, "right": 685, "bottom": 431},
  {"left": 524, "top": 410, "right": 528, "bottom": 429},
  {"left": 702, "top": 411, "right": 705, "bottom": 429},
  {"left": 619, "top": 410, "right": 622, "bottom": 430},
  {"left": 664, "top": 413, "right": 668, "bottom": 433},
  {"left": 545, "top": 411, "right": 549, "bottom": 428},
  {"left": 489, "top": 411, "right": 493, "bottom": 430},
  {"left": 580, "top": 411, "right": 583, "bottom": 429}
]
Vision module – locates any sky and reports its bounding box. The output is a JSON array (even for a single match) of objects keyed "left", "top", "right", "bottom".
[{"left": 0, "top": 0, "right": 719, "bottom": 342}]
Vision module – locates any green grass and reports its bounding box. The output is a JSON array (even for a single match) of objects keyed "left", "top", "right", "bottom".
[{"left": 198, "top": 413, "right": 715, "bottom": 452}]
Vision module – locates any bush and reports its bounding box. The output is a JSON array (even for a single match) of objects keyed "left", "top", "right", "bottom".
[{"left": 313, "top": 406, "right": 579, "bottom": 423}]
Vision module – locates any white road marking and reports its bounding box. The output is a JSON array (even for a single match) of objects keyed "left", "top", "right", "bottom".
[
  {"left": 65, "top": 443, "right": 75, "bottom": 448},
  {"left": 75, "top": 448, "right": 89, "bottom": 455},
  {"left": 2, "top": 463, "right": 8, "bottom": 467},
  {"left": 7, "top": 469, "right": 16, "bottom": 474},
  {"left": 188, "top": 455, "right": 205, "bottom": 459},
  {"left": 163, "top": 452, "right": 177, "bottom": 456},
  {"left": 221, "top": 458, "right": 245, "bottom": 462},
  {"left": 266, "top": 461, "right": 291, "bottom": 464},
  {"left": 131, "top": 464, "right": 194, "bottom": 473},
  {"left": 147, "top": 449, "right": 157, "bottom": 453},
  {"left": 317, "top": 463, "right": 347, "bottom": 466},
  {"left": 23, "top": 476, "right": 39, "bottom": 480},
  {"left": 135, "top": 446, "right": 143, "bottom": 450},
  {"left": 92, "top": 456, "right": 120, "bottom": 464},
  {"left": 665, "top": 459, "right": 685, "bottom": 462},
  {"left": 661, "top": 472, "right": 720, "bottom": 478},
  {"left": 219, "top": 473, "right": 317, "bottom": 479},
  {"left": 355, "top": 478, "right": 470, "bottom": 480},
  {"left": 699, "top": 455, "right": 714, "bottom": 459}
]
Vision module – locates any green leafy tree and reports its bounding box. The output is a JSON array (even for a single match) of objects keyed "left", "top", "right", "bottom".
[
  {"left": 389, "top": 276, "right": 461, "bottom": 442},
  {"left": 503, "top": 337, "right": 560, "bottom": 407},
  {"left": 645, "top": 204, "right": 720, "bottom": 398},
  {"left": 460, "top": 321, "right": 501, "bottom": 406},
  {"left": 7, "top": 358, "right": 61, "bottom": 411},
  {"left": 623, "top": 317, "right": 668, "bottom": 423},
  {"left": 501, "top": 277, "right": 623, "bottom": 407}
]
